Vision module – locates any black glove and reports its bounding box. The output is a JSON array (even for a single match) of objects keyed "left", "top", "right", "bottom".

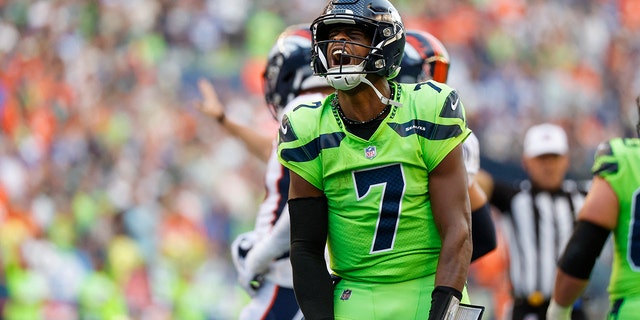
[{"left": 428, "top": 286, "right": 462, "bottom": 320}]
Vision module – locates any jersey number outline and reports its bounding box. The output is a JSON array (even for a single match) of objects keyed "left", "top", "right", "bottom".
[{"left": 352, "top": 164, "right": 406, "bottom": 253}]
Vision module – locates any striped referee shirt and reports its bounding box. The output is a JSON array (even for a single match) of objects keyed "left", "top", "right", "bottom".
[{"left": 491, "top": 179, "right": 587, "bottom": 300}]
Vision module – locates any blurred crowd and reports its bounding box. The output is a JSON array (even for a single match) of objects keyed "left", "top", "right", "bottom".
[{"left": 0, "top": 0, "right": 638, "bottom": 319}]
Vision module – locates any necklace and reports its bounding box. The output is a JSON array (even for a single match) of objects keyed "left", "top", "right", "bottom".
[{"left": 332, "top": 96, "right": 390, "bottom": 125}]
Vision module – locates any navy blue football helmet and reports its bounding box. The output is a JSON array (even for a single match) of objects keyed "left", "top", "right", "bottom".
[
  {"left": 310, "top": 0, "right": 405, "bottom": 90},
  {"left": 262, "top": 24, "right": 326, "bottom": 119}
]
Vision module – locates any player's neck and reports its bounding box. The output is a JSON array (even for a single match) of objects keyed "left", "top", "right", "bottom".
[{"left": 335, "top": 79, "right": 390, "bottom": 122}]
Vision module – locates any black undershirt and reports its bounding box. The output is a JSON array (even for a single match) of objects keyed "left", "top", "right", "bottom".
[
  {"left": 337, "top": 82, "right": 397, "bottom": 140},
  {"left": 343, "top": 118, "right": 384, "bottom": 140}
]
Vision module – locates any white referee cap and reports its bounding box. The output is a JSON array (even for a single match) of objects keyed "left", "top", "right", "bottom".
[{"left": 523, "top": 123, "right": 568, "bottom": 158}]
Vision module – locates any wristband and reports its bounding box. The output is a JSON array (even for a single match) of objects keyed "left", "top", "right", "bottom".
[{"left": 429, "top": 286, "right": 462, "bottom": 320}]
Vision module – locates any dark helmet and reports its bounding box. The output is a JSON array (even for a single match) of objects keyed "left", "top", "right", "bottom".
[
  {"left": 262, "top": 24, "right": 327, "bottom": 119},
  {"left": 395, "top": 29, "right": 450, "bottom": 84},
  {"left": 310, "top": 0, "right": 405, "bottom": 90}
]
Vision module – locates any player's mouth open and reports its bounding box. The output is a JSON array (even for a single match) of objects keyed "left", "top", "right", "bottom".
[{"left": 332, "top": 49, "right": 352, "bottom": 67}]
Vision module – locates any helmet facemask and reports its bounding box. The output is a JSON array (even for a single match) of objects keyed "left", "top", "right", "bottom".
[{"left": 313, "top": 29, "right": 378, "bottom": 90}]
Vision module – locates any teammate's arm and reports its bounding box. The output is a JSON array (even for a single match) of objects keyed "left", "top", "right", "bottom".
[
  {"left": 469, "top": 181, "right": 496, "bottom": 262},
  {"left": 288, "top": 171, "right": 333, "bottom": 320},
  {"left": 197, "top": 78, "right": 274, "bottom": 162},
  {"left": 429, "top": 144, "right": 472, "bottom": 292},
  {"left": 462, "top": 133, "right": 497, "bottom": 262},
  {"left": 549, "top": 176, "right": 617, "bottom": 318}
]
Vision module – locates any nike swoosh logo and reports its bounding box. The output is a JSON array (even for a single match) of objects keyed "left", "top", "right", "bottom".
[
  {"left": 451, "top": 97, "right": 459, "bottom": 111},
  {"left": 280, "top": 122, "right": 288, "bottom": 135}
]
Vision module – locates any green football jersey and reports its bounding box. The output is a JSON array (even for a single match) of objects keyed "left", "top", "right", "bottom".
[
  {"left": 278, "top": 81, "right": 471, "bottom": 283},
  {"left": 591, "top": 138, "right": 640, "bottom": 300}
]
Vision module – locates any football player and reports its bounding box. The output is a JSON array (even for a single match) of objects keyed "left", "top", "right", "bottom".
[
  {"left": 198, "top": 24, "right": 332, "bottom": 320},
  {"left": 548, "top": 97, "right": 640, "bottom": 319},
  {"left": 278, "top": 0, "right": 473, "bottom": 319}
]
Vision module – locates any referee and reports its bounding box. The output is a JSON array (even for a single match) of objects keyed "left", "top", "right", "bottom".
[{"left": 480, "top": 123, "right": 588, "bottom": 320}]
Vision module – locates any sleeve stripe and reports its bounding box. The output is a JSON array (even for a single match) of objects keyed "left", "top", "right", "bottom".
[
  {"left": 387, "top": 120, "right": 463, "bottom": 140},
  {"left": 439, "top": 91, "right": 464, "bottom": 120},
  {"left": 281, "top": 132, "right": 345, "bottom": 163},
  {"left": 593, "top": 162, "right": 618, "bottom": 176}
]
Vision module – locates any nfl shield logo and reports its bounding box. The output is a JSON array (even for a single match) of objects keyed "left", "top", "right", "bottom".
[
  {"left": 340, "top": 289, "right": 352, "bottom": 300},
  {"left": 364, "top": 146, "right": 377, "bottom": 159}
]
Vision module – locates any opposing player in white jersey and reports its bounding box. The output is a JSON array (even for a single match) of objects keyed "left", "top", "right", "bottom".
[
  {"left": 394, "top": 29, "right": 496, "bottom": 262},
  {"left": 197, "top": 24, "right": 333, "bottom": 320}
]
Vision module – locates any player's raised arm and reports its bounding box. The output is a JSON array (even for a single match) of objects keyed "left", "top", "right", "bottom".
[{"left": 196, "top": 77, "right": 273, "bottom": 162}]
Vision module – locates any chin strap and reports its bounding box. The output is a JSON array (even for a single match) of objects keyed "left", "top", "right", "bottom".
[{"left": 360, "top": 77, "right": 403, "bottom": 108}]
